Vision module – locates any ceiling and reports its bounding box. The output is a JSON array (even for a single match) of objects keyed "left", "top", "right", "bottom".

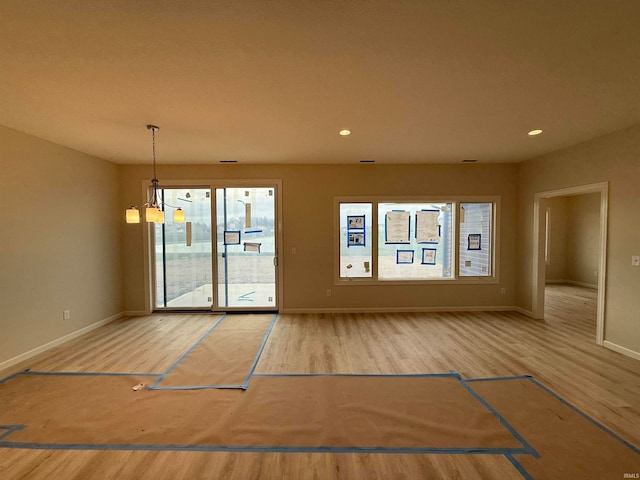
[{"left": 1, "top": 1, "right": 639, "bottom": 165}]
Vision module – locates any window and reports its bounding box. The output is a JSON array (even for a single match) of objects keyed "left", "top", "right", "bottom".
[
  {"left": 339, "top": 203, "right": 372, "bottom": 278},
  {"left": 459, "top": 202, "right": 492, "bottom": 277},
  {"left": 378, "top": 202, "right": 453, "bottom": 280},
  {"left": 336, "top": 197, "right": 498, "bottom": 283}
]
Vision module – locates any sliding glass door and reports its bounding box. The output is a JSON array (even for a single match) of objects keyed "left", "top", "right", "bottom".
[
  {"left": 154, "top": 187, "right": 213, "bottom": 309},
  {"left": 152, "top": 184, "right": 279, "bottom": 311},
  {"left": 215, "top": 187, "right": 277, "bottom": 309}
]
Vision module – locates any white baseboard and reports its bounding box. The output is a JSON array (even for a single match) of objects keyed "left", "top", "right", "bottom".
[
  {"left": 545, "top": 279, "right": 569, "bottom": 284},
  {"left": 280, "top": 306, "right": 521, "bottom": 314},
  {"left": 603, "top": 341, "right": 640, "bottom": 361},
  {"left": 0, "top": 312, "right": 124, "bottom": 373}
]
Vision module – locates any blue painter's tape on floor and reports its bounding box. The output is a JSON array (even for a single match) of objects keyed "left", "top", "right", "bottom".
[
  {"left": 242, "top": 313, "right": 277, "bottom": 388},
  {"left": 526, "top": 376, "right": 640, "bottom": 455},
  {"left": 150, "top": 314, "right": 228, "bottom": 389},
  {"left": 505, "top": 453, "right": 534, "bottom": 480},
  {"left": 458, "top": 378, "right": 539, "bottom": 459},
  {"left": 252, "top": 373, "right": 456, "bottom": 378},
  {"left": 0, "top": 369, "right": 30, "bottom": 384},
  {"left": 0, "top": 425, "right": 25, "bottom": 441},
  {"left": 0, "top": 439, "right": 534, "bottom": 455},
  {"left": 465, "top": 375, "right": 533, "bottom": 383},
  {"left": 24, "top": 371, "right": 162, "bottom": 377},
  {"left": 150, "top": 384, "right": 246, "bottom": 391}
]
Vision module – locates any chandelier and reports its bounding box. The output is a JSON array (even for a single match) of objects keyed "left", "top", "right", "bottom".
[{"left": 125, "top": 125, "right": 184, "bottom": 224}]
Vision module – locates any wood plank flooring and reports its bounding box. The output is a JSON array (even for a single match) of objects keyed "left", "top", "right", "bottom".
[{"left": 1, "top": 284, "right": 638, "bottom": 479}]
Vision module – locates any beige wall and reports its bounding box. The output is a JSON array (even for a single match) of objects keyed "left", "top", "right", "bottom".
[
  {"left": 0, "top": 125, "right": 123, "bottom": 366},
  {"left": 544, "top": 193, "right": 600, "bottom": 286},
  {"left": 567, "top": 193, "right": 600, "bottom": 286},
  {"left": 120, "top": 163, "right": 518, "bottom": 313},
  {"left": 517, "top": 124, "right": 640, "bottom": 354},
  {"left": 544, "top": 197, "right": 569, "bottom": 281}
]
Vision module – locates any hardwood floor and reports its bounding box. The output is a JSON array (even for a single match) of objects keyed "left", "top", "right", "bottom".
[{"left": 1, "top": 284, "right": 638, "bottom": 479}]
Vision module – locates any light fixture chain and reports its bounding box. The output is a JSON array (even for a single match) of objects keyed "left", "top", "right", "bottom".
[{"left": 151, "top": 126, "right": 157, "bottom": 181}]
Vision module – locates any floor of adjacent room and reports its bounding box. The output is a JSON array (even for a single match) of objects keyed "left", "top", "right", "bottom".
[{"left": 0, "top": 284, "right": 638, "bottom": 479}]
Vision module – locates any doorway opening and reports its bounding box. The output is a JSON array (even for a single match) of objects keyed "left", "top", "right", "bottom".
[{"left": 532, "top": 183, "right": 608, "bottom": 345}]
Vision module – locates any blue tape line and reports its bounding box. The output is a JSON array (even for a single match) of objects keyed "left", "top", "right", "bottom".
[
  {"left": 465, "top": 375, "right": 533, "bottom": 383},
  {"left": 527, "top": 376, "right": 640, "bottom": 454},
  {"left": 23, "top": 371, "right": 162, "bottom": 377},
  {"left": 0, "top": 369, "right": 30, "bottom": 384},
  {"left": 241, "top": 313, "right": 278, "bottom": 388},
  {"left": 457, "top": 378, "right": 539, "bottom": 459},
  {"left": 151, "top": 314, "right": 228, "bottom": 389},
  {"left": 505, "top": 453, "right": 534, "bottom": 480},
  {"left": 0, "top": 440, "right": 533, "bottom": 455},
  {"left": 150, "top": 384, "right": 246, "bottom": 391},
  {"left": 252, "top": 373, "right": 456, "bottom": 378},
  {"left": 0, "top": 425, "right": 25, "bottom": 441}
]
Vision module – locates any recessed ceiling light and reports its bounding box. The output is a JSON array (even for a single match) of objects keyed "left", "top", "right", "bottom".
[
  {"left": 339, "top": 129, "right": 351, "bottom": 136},
  {"left": 528, "top": 129, "right": 543, "bottom": 136}
]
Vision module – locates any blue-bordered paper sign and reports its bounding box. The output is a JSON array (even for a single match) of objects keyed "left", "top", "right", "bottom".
[
  {"left": 224, "top": 230, "right": 241, "bottom": 245},
  {"left": 467, "top": 233, "right": 481, "bottom": 251},
  {"left": 421, "top": 248, "right": 437, "bottom": 265},
  {"left": 396, "top": 249, "right": 414, "bottom": 264}
]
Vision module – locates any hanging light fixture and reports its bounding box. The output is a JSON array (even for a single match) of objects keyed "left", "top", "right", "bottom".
[{"left": 126, "top": 125, "right": 185, "bottom": 224}]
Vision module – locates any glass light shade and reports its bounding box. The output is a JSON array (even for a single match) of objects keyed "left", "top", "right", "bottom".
[
  {"left": 146, "top": 206, "right": 160, "bottom": 222},
  {"left": 174, "top": 208, "right": 185, "bottom": 223},
  {"left": 126, "top": 207, "right": 140, "bottom": 223},
  {"left": 157, "top": 209, "right": 165, "bottom": 224}
]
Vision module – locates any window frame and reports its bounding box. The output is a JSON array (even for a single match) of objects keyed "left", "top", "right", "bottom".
[{"left": 334, "top": 195, "right": 500, "bottom": 285}]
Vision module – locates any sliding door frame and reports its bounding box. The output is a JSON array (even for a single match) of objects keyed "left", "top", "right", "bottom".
[{"left": 141, "top": 179, "right": 283, "bottom": 314}]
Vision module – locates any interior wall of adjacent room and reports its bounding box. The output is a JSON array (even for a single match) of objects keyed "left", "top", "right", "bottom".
[
  {"left": 119, "top": 163, "right": 518, "bottom": 313},
  {"left": 544, "top": 193, "right": 600, "bottom": 287},
  {"left": 0, "top": 125, "right": 123, "bottom": 366},
  {"left": 517, "top": 123, "right": 640, "bottom": 356},
  {"left": 566, "top": 193, "right": 600, "bottom": 287},
  {"left": 544, "top": 197, "right": 569, "bottom": 282}
]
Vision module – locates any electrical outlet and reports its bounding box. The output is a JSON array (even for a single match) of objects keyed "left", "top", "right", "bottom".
[
  {"left": 63, "top": 309, "right": 71, "bottom": 320},
  {"left": 291, "top": 247, "right": 297, "bottom": 255},
  {"left": 632, "top": 256, "right": 640, "bottom": 267},
  {"left": 500, "top": 288, "right": 506, "bottom": 295},
  {"left": 326, "top": 289, "right": 332, "bottom": 297}
]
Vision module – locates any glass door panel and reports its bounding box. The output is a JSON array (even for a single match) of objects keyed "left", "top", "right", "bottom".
[
  {"left": 154, "top": 187, "right": 212, "bottom": 309},
  {"left": 215, "top": 187, "right": 277, "bottom": 309}
]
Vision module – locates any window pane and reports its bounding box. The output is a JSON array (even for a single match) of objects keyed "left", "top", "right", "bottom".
[
  {"left": 378, "top": 202, "right": 453, "bottom": 280},
  {"left": 459, "top": 202, "right": 492, "bottom": 276},
  {"left": 215, "top": 187, "right": 277, "bottom": 308},
  {"left": 339, "top": 203, "right": 372, "bottom": 278},
  {"left": 155, "top": 188, "right": 212, "bottom": 308}
]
